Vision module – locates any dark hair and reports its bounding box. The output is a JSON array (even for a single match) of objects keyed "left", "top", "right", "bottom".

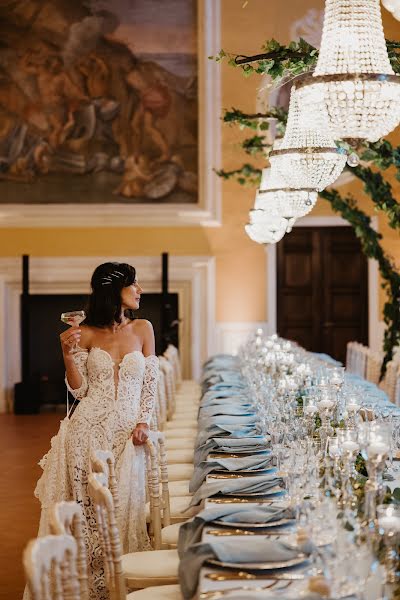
[{"left": 84, "top": 262, "right": 137, "bottom": 327}]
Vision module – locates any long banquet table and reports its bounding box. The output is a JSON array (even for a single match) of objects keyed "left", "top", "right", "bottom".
[{"left": 176, "top": 346, "right": 400, "bottom": 600}]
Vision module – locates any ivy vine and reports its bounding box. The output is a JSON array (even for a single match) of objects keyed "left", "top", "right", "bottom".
[{"left": 214, "top": 39, "right": 400, "bottom": 374}]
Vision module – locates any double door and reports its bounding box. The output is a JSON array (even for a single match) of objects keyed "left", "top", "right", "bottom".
[{"left": 276, "top": 226, "right": 368, "bottom": 364}]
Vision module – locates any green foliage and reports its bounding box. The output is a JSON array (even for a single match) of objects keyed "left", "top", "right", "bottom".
[{"left": 214, "top": 38, "right": 400, "bottom": 374}]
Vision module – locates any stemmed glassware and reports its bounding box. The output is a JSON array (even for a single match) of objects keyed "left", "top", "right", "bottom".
[{"left": 60, "top": 310, "right": 86, "bottom": 353}]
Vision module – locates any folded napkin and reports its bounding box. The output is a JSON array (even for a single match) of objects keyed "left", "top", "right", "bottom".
[
  {"left": 178, "top": 504, "right": 294, "bottom": 555},
  {"left": 195, "top": 424, "right": 262, "bottom": 449},
  {"left": 179, "top": 536, "right": 312, "bottom": 600},
  {"left": 202, "top": 414, "right": 257, "bottom": 427},
  {"left": 190, "top": 454, "right": 275, "bottom": 492},
  {"left": 188, "top": 472, "right": 284, "bottom": 507},
  {"left": 194, "top": 436, "right": 269, "bottom": 464},
  {"left": 199, "top": 405, "right": 255, "bottom": 418}
]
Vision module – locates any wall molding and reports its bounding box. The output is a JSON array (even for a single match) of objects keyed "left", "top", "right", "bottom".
[
  {"left": 0, "top": 255, "right": 216, "bottom": 412},
  {"left": 0, "top": 0, "right": 222, "bottom": 228},
  {"left": 216, "top": 321, "right": 271, "bottom": 355},
  {"left": 266, "top": 215, "right": 382, "bottom": 352}
]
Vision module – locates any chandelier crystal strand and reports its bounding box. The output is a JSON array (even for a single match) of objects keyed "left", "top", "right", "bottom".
[
  {"left": 297, "top": 0, "right": 400, "bottom": 142},
  {"left": 255, "top": 167, "right": 318, "bottom": 219},
  {"left": 269, "top": 86, "right": 347, "bottom": 191},
  {"left": 245, "top": 211, "right": 292, "bottom": 244}
]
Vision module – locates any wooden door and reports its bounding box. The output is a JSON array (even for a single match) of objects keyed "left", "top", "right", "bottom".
[{"left": 277, "top": 227, "right": 368, "bottom": 363}]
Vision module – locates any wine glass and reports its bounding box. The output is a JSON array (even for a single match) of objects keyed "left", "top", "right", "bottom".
[{"left": 60, "top": 310, "right": 86, "bottom": 353}]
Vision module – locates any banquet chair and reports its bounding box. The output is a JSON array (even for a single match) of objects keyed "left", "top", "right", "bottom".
[
  {"left": 23, "top": 534, "right": 81, "bottom": 600},
  {"left": 49, "top": 501, "right": 89, "bottom": 600},
  {"left": 145, "top": 434, "right": 197, "bottom": 534},
  {"left": 380, "top": 359, "right": 400, "bottom": 403},
  {"left": 164, "top": 344, "right": 182, "bottom": 388},
  {"left": 366, "top": 350, "right": 383, "bottom": 385},
  {"left": 88, "top": 472, "right": 180, "bottom": 590},
  {"left": 91, "top": 449, "right": 120, "bottom": 512}
]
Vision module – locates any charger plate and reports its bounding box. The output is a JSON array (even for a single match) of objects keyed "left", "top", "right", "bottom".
[
  {"left": 206, "top": 555, "right": 307, "bottom": 570},
  {"left": 211, "top": 517, "right": 294, "bottom": 529},
  {"left": 209, "top": 450, "right": 270, "bottom": 459},
  {"left": 210, "top": 467, "right": 276, "bottom": 476},
  {"left": 222, "top": 486, "right": 285, "bottom": 498}
]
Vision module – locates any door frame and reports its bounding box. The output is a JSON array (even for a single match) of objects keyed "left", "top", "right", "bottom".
[{"left": 266, "top": 215, "right": 381, "bottom": 351}]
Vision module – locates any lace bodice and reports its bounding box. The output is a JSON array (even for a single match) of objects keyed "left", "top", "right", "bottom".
[{"left": 66, "top": 347, "right": 159, "bottom": 425}]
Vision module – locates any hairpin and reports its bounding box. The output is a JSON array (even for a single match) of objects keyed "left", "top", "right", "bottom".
[{"left": 101, "top": 275, "right": 113, "bottom": 285}]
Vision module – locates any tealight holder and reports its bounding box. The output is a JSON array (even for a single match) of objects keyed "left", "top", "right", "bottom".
[
  {"left": 316, "top": 388, "right": 336, "bottom": 453},
  {"left": 337, "top": 429, "right": 360, "bottom": 513},
  {"left": 359, "top": 422, "right": 391, "bottom": 525},
  {"left": 377, "top": 504, "right": 400, "bottom": 583}
]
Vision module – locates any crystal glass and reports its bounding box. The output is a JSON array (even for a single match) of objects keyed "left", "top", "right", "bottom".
[
  {"left": 60, "top": 310, "right": 86, "bottom": 353},
  {"left": 377, "top": 504, "right": 400, "bottom": 583}
]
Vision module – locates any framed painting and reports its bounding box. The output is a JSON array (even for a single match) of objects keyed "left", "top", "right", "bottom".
[{"left": 0, "top": 0, "right": 221, "bottom": 226}]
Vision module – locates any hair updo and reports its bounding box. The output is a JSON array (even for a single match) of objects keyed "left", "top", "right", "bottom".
[{"left": 84, "top": 262, "right": 137, "bottom": 327}]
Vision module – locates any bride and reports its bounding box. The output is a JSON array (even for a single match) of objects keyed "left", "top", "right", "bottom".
[{"left": 25, "top": 262, "right": 159, "bottom": 600}]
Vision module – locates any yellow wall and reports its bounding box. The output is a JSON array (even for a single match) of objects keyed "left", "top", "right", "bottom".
[{"left": 1, "top": 0, "right": 399, "bottom": 325}]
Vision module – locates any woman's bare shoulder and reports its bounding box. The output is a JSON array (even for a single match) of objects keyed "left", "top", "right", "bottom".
[{"left": 79, "top": 324, "right": 95, "bottom": 347}]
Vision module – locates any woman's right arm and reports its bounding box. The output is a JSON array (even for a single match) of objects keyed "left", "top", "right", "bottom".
[{"left": 60, "top": 326, "right": 82, "bottom": 389}]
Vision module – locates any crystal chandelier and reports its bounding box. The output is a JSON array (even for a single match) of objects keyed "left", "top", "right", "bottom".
[
  {"left": 255, "top": 167, "right": 318, "bottom": 219},
  {"left": 245, "top": 211, "right": 292, "bottom": 244},
  {"left": 269, "top": 86, "right": 347, "bottom": 191},
  {"left": 296, "top": 0, "right": 400, "bottom": 142},
  {"left": 382, "top": 0, "right": 400, "bottom": 20}
]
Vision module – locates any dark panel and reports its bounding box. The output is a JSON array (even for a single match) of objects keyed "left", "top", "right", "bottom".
[{"left": 277, "top": 226, "right": 368, "bottom": 361}]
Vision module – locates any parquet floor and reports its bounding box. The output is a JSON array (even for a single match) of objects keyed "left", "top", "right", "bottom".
[{"left": 0, "top": 414, "right": 60, "bottom": 600}]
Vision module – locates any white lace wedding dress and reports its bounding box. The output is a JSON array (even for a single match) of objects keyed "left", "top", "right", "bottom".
[{"left": 24, "top": 348, "right": 159, "bottom": 600}]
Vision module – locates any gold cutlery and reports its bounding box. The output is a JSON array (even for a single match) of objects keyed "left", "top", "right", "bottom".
[
  {"left": 199, "top": 582, "right": 292, "bottom": 598},
  {"left": 208, "top": 473, "right": 249, "bottom": 479},
  {"left": 205, "top": 571, "right": 305, "bottom": 582},
  {"left": 207, "top": 528, "right": 288, "bottom": 537},
  {"left": 209, "top": 498, "right": 274, "bottom": 504}
]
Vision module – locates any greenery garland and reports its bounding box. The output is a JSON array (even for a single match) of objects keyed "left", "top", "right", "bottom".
[{"left": 214, "top": 39, "right": 400, "bottom": 374}]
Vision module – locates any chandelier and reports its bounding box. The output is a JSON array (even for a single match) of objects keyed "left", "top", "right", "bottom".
[
  {"left": 255, "top": 167, "right": 318, "bottom": 219},
  {"left": 269, "top": 86, "right": 347, "bottom": 191},
  {"left": 245, "top": 211, "right": 292, "bottom": 244},
  {"left": 296, "top": 0, "right": 400, "bottom": 142}
]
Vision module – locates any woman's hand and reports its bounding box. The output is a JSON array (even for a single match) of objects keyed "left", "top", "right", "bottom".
[
  {"left": 132, "top": 423, "right": 149, "bottom": 446},
  {"left": 60, "top": 326, "right": 81, "bottom": 356}
]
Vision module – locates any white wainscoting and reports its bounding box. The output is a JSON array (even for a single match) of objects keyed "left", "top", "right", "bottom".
[
  {"left": 216, "top": 322, "right": 273, "bottom": 355},
  {"left": 0, "top": 0, "right": 222, "bottom": 228},
  {"left": 0, "top": 255, "right": 216, "bottom": 412}
]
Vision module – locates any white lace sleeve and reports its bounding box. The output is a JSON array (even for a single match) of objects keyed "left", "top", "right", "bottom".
[
  {"left": 137, "top": 355, "right": 159, "bottom": 425},
  {"left": 65, "top": 350, "right": 89, "bottom": 400}
]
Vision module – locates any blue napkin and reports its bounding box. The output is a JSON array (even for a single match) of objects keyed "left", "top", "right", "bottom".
[
  {"left": 178, "top": 504, "right": 294, "bottom": 555},
  {"left": 190, "top": 454, "right": 275, "bottom": 492},
  {"left": 178, "top": 536, "right": 312, "bottom": 599},
  {"left": 195, "top": 424, "right": 262, "bottom": 448},
  {"left": 188, "top": 472, "right": 284, "bottom": 507},
  {"left": 194, "top": 436, "right": 269, "bottom": 464}
]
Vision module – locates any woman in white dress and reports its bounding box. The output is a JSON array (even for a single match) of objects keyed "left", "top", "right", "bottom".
[{"left": 25, "top": 262, "right": 159, "bottom": 600}]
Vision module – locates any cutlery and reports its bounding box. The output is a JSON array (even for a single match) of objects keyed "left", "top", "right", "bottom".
[
  {"left": 199, "top": 582, "right": 292, "bottom": 598},
  {"left": 209, "top": 498, "right": 275, "bottom": 504},
  {"left": 207, "top": 528, "right": 288, "bottom": 537},
  {"left": 205, "top": 571, "right": 305, "bottom": 581}
]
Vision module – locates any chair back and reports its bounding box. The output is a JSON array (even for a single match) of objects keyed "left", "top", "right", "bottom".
[
  {"left": 366, "top": 350, "right": 383, "bottom": 386},
  {"left": 50, "top": 502, "right": 89, "bottom": 599},
  {"left": 87, "top": 473, "right": 126, "bottom": 600},
  {"left": 159, "top": 357, "right": 176, "bottom": 418},
  {"left": 90, "top": 450, "right": 120, "bottom": 514},
  {"left": 23, "top": 534, "right": 80, "bottom": 600},
  {"left": 164, "top": 344, "right": 182, "bottom": 386}
]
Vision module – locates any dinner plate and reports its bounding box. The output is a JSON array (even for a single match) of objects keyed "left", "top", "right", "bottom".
[
  {"left": 210, "top": 467, "right": 277, "bottom": 476},
  {"left": 211, "top": 517, "right": 294, "bottom": 529},
  {"left": 222, "top": 486, "right": 286, "bottom": 498},
  {"left": 206, "top": 555, "right": 308, "bottom": 570},
  {"left": 209, "top": 449, "right": 270, "bottom": 459}
]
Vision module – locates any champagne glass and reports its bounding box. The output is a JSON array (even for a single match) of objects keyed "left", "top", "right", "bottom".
[{"left": 60, "top": 310, "right": 86, "bottom": 353}]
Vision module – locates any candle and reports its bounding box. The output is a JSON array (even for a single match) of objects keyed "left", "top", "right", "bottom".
[
  {"left": 317, "top": 399, "right": 334, "bottom": 410},
  {"left": 304, "top": 405, "right": 318, "bottom": 416},
  {"left": 342, "top": 440, "right": 359, "bottom": 453},
  {"left": 368, "top": 441, "right": 389, "bottom": 457},
  {"left": 378, "top": 515, "right": 400, "bottom": 533}
]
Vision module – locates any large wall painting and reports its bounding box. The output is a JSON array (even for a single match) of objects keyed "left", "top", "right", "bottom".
[{"left": 0, "top": 0, "right": 198, "bottom": 205}]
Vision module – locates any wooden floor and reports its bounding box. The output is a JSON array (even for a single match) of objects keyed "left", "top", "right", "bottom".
[{"left": 0, "top": 414, "right": 60, "bottom": 600}]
